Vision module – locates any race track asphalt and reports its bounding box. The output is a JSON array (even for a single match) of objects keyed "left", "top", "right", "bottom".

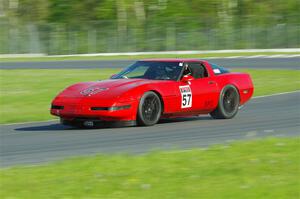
[
  {"left": 1, "top": 57, "right": 300, "bottom": 69},
  {"left": 1, "top": 92, "right": 299, "bottom": 167}
]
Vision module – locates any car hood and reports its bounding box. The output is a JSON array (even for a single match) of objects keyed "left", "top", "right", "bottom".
[{"left": 56, "top": 78, "right": 155, "bottom": 101}]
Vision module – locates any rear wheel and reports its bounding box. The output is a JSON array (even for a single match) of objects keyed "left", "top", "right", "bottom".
[
  {"left": 137, "top": 91, "right": 162, "bottom": 126},
  {"left": 210, "top": 85, "right": 240, "bottom": 119}
]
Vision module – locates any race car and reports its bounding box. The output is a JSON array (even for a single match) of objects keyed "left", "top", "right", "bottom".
[{"left": 50, "top": 59, "right": 254, "bottom": 127}]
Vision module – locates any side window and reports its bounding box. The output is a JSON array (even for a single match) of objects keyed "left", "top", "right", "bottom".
[{"left": 187, "top": 62, "right": 208, "bottom": 79}]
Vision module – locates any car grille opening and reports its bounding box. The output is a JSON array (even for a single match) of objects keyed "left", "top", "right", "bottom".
[
  {"left": 91, "top": 105, "right": 131, "bottom": 111},
  {"left": 90, "top": 107, "right": 110, "bottom": 111},
  {"left": 51, "top": 105, "right": 64, "bottom": 110}
]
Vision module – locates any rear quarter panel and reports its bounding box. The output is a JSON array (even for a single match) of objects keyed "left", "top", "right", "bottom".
[{"left": 214, "top": 72, "right": 254, "bottom": 105}]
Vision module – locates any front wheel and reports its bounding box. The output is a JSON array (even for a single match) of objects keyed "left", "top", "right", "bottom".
[
  {"left": 137, "top": 91, "right": 162, "bottom": 126},
  {"left": 210, "top": 85, "right": 240, "bottom": 119}
]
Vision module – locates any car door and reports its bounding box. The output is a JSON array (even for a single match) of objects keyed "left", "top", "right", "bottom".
[{"left": 178, "top": 62, "right": 219, "bottom": 113}]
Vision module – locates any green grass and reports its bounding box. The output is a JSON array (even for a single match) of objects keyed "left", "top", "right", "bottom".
[
  {"left": 237, "top": 69, "right": 300, "bottom": 96},
  {"left": 0, "top": 69, "right": 118, "bottom": 124},
  {"left": 1, "top": 51, "right": 299, "bottom": 62},
  {"left": 0, "top": 137, "right": 299, "bottom": 199},
  {"left": 0, "top": 69, "right": 299, "bottom": 124}
]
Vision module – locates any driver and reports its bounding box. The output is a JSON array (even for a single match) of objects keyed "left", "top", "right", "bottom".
[{"left": 182, "top": 63, "right": 192, "bottom": 76}]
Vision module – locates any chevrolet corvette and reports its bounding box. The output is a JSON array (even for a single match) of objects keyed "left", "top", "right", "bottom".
[{"left": 50, "top": 59, "right": 254, "bottom": 127}]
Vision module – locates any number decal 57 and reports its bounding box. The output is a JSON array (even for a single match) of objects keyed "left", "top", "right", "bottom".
[{"left": 179, "top": 85, "right": 192, "bottom": 108}]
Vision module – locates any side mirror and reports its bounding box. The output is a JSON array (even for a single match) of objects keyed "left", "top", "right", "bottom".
[{"left": 181, "top": 75, "right": 194, "bottom": 83}]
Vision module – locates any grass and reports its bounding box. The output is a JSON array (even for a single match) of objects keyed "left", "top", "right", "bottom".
[
  {"left": 0, "top": 69, "right": 118, "bottom": 124},
  {"left": 237, "top": 69, "right": 300, "bottom": 96},
  {"left": 0, "top": 137, "right": 299, "bottom": 199},
  {"left": 1, "top": 51, "right": 299, "bottom": 62},
  {"left": 0, "top": 69, "right": 299, "bottom": 124}
]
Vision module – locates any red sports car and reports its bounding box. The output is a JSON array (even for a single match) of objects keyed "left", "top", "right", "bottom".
[{"left": 51, "top": 59, "right": 254, "bottom": 127}]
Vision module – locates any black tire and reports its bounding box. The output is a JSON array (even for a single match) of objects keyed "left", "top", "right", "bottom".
[
  {"left": 210, "top": 85, "right": 240, "bottom": 119},
  {"left": 137, "top": 91, "right": 162, "bottom": 126}
]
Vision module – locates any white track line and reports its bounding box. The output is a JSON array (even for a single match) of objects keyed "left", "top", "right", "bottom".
[
  {"left": 244, "top": 55, "right": 269, "bottom": 58},
  {"left": 252, "top": 90, "right": 300, "bottom": 99},
  {"left": 266, "top": 54, "right": 285, "bottom": 58},
  {"left": 203, "top": 55, "right": 300, "bottom": 59},
  {"left": 264, "top": 54, "right": 300, "bottom": 58},
  {"left": 1, "top": 48, "right": 300, "bottom": 58},
  {"left": 283, "top": 54, "right": 300, "bottom": 58},
  {"left": 224, "top": 56, "right": 243, "bottom": 59}
]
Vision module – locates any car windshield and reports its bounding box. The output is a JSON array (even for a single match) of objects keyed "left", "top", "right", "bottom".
[{"left": 111, "top": 61, "right": 183, "bottom": 80}]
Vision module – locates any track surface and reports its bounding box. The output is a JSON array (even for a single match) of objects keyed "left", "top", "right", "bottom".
[
  {"left": 1, "top": 92, "right": 299, "bottom": 167},
  {"left": 1, "top": 57, "right": 300, "bottom": 69}
]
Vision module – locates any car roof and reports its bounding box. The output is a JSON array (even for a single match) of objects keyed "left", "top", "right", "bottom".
[{"left": 140, "top": 58, "right": 206, "bottom": 63}]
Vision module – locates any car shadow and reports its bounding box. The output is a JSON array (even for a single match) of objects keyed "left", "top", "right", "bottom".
[
  {"left": 159, "top": 115, "right": 212, "bottom": 124},
  {"left": 14, "top": 123, "right": 132, "bottom": 132},
  {"left": 15, "top": 115, "right": 213, "bottom": 132},
  {"left": 15, "top": 123, "right": 74, "bottom": 131}
]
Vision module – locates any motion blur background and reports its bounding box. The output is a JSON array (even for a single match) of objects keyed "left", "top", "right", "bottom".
[
  {"left": 0, "top": 2, "right": 300, "bottom": 198},
  {"left": 0, "top": 0, "right": 299, "bottom": 55}
]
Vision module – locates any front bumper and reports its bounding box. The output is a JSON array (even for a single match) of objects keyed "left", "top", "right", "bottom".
[{"left": 50, "top": 100, "right": 138, "bottom": 121}]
